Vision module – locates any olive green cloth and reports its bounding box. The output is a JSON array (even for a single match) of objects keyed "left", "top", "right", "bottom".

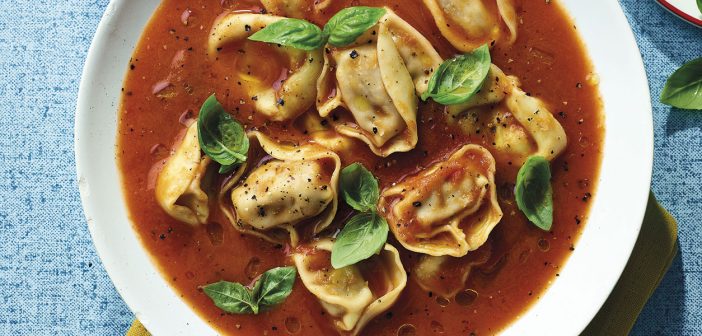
[
  {"left": 582, "top": 193, "right": 678, "bottom": 336},
  {"left": 126, "top": 193, "right": 678, "bottom": 336}
]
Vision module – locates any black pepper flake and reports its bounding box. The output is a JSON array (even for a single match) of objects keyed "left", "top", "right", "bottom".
[
  {"left": 372, "top": 127, "right": 378, "bottom": 134},
  {"left": 159, "top": 234, "right": 166, "bottom": 240},
  {"left": 412, "top": 201, "right": 422, "bottom": 207},
  {"left": 251, "top": 96, "right": 258, "bottom": 101},
  {"left": 582, "top": 192, "right": 591, "bottom": 202},
  {"left": 258, "top": 207, "right": 266, "bottom": 217},
  {"left": 130, "top": 64, "right": 135, "bottom": 70},
  {"left": 277, "top": 98, "right": 285, "bottom": 106},
  {"left": 320, "top": 119, "right": 328, "bottom": 126},
  {"left": 244, "top": 24, "right": 251, "bottom": 32},
  {"left": 350, "top": 50, "right": 359, "bottom": 59}
]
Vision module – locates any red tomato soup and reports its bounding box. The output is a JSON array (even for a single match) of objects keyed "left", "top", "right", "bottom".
[{"left": 117, "top": 0, "right": 603, "bottom": 335}]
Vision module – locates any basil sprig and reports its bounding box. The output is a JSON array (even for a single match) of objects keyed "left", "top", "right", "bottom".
[
  {"left": 421, "top": 44, "right": 492, "bottom": 105},
  {"left": 248, "top": 18, "right": 325, "bottom": 51},
  {"left": 660, "top": 57, "right": 702, "bottom": 110},
  {"left": 331, "top": 163, "right": 389, "bottom": 269},
  {"left": 197, "top": 94, "right": 249, "bottom": 174},
  {"left": 203, "top": 266, "right": 297, "bottom": 314},
  {"left": 324, "top": 7, "right": 387, "bottom": 47},
  {"left": 247, "top": 7, "right": 387, "bottom": 50},
  {"left": 515, "top": 156, "right": 554, "bottom": 231}
]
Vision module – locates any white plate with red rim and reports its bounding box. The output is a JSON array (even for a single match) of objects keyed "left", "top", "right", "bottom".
[
  {"left": 75, "top": 0, "right": 654, "bottom": 335},
  {"left": 657, "top": 0, "right": 702, "bottom": 27}
]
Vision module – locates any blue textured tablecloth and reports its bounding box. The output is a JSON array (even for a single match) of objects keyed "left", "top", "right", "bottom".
[{"left": 0, "top": 0, "right": 700, "bottom": 334}]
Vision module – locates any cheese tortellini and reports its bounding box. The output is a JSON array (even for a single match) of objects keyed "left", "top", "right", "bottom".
[
  {"left": 293, "top": 239, "right": 407, "bottom": 335},
  {"left": 219, "top": 132, "right": 341, "bottom": 245},
  {"left": 316, "top": 8, "right": 442, "bottom": 156},
  {"left": 208, "top": 13, "right": 323, "bottom": 121},
  {"left": 423, "top": 0, "right": 518, "bottom": 51},
  {"left": 261, "top": 0, "right": 333, "bottom": 18},
  {"left": 379, "top": 144, "right": 503, "bottom": 257},
  {"left": 155, "top": 122, "right": 212, "bottom": 226},
  {"left": 447, "top": 64, "right": 567, "bottom": 164},
  {"left": 412, "top": 243, "right": 491, "bottom": 297}
]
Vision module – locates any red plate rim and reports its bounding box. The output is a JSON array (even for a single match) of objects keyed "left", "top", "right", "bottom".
[{"left": 656, "top": 0, "right": 702, "bottom": 27}]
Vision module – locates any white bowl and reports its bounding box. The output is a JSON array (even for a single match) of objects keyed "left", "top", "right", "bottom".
[{"left": 75, "top": 1, "right": 653, "bottom": 335}]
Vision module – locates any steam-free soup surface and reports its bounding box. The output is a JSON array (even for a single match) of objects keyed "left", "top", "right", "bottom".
[{"left": 117, "top": 0, "right": 603, "bottom": 334}]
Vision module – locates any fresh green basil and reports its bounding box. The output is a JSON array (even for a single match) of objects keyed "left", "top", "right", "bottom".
[
  {"left": 660, "top": 57, "right": 702, "bottom": 110},
  {"left": 515, "top": 156, "right": 553, "bottom": 231},
  {"left": 331, "top": 212, "right": 389, "bottom": 269},
  {"left": 323, "top": 7, "right": 386, "bottom": 47},
  {"left": 202, "top": 281, "right": 257, "bottom": 314},
  {"left": 421, "top": 44, "right": 492, "bottom": 105},
  {"left": 698, "top": 0, "right": 702, "bottom": 14},
  {"left": 198, "top": 94, "right": 249, "bottom": 173},
  {"left": 251, "top": 266, "right": 297, "bottom": 308},
  {"left": 332, "top": 163, "right": 387, "bottom": 268},
  {"left": 203, "top": 266, "right": 297, "bottom": 315},
  {"left": 339, "top": 163, "right": 380, "bottom": 213},
  {"left": 248, "top": 18, "right": 325, "bottom": 51}
]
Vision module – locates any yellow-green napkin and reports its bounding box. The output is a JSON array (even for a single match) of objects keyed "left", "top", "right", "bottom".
[
  {"left": 582, "top": 192, "right": 678, "bottom": 336},
  {"left": 127, "top": 193, "right": 678, "bottom": 336}
]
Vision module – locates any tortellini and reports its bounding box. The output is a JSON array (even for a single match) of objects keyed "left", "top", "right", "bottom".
[
  {"left": 422, "top": 0, "right": 518, "bottom": 51},
  {"left": 412, "top": 243, "right": 491, "bottom": 297},
  {"left": 155, "top": 122, "right": 212, "bottom": 226},
  {"left": 447, "top": 64, "right": 567, "bottom": 164},
  {"left": 261, "top": 0, "right": 333, "bottom": 18},
  {"left": 219, "top": 131, "right": 340, "bottom": 245},
  {"left": 316, "top": 8, "right": 442, "bottom": 156},
  {"left": 379, "top": 144, "right": 503, "bottom": 257},
  {"left": 293, "top": 239, "right": 407, "bottom": 335},
  {"left": 208, "top": 13, "right": 323, "bottom": 121}
]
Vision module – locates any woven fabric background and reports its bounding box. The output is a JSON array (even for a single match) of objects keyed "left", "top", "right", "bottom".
[{"left": 0, "top": 0, "right": 699, "bottom": 334}]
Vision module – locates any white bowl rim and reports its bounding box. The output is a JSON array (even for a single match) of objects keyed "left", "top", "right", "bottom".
[{"left": 75, "top": 1, "right": 653, "bottom": 335}]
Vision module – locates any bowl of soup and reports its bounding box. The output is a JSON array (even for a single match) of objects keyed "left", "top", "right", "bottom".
[{"left": 75, "top": 0, "right": 652, "bottom": 334}]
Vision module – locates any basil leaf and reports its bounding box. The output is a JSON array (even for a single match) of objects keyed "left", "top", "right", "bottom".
[
  {"left": 252, "top": 266, "right": 297, "bottom": 309},
  {"left": 421, "top": 44, "right": 492, "bottom": 105},
  {"left": 323, "top": 7, "right": 386, "bottom": 47},
  {"left": 331, "top": 212, "right": 389, "bottom": 269},
  {"left": 515, "top": 156, "right": 553, "bottom": 231},
  {"left": 340, "top": 163, "right": 380, "bottom": 212},
  {"left": 203, "top": 266, "right": 297, "bottom": 315},
  {"left": 202, "top": 281, "right": 257, "bottom": 314},
  {"left": 698, "top": 0, "right": 702, "bottom": 14},
  {"left": 248, "top": 18, "right": 325, "bottom": 51},
  {"left": 660, "top": 57, "right": 702, "bottom": 110},
  {"left": 198, "top": 94, "right": 249, "bottom": 169}
]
